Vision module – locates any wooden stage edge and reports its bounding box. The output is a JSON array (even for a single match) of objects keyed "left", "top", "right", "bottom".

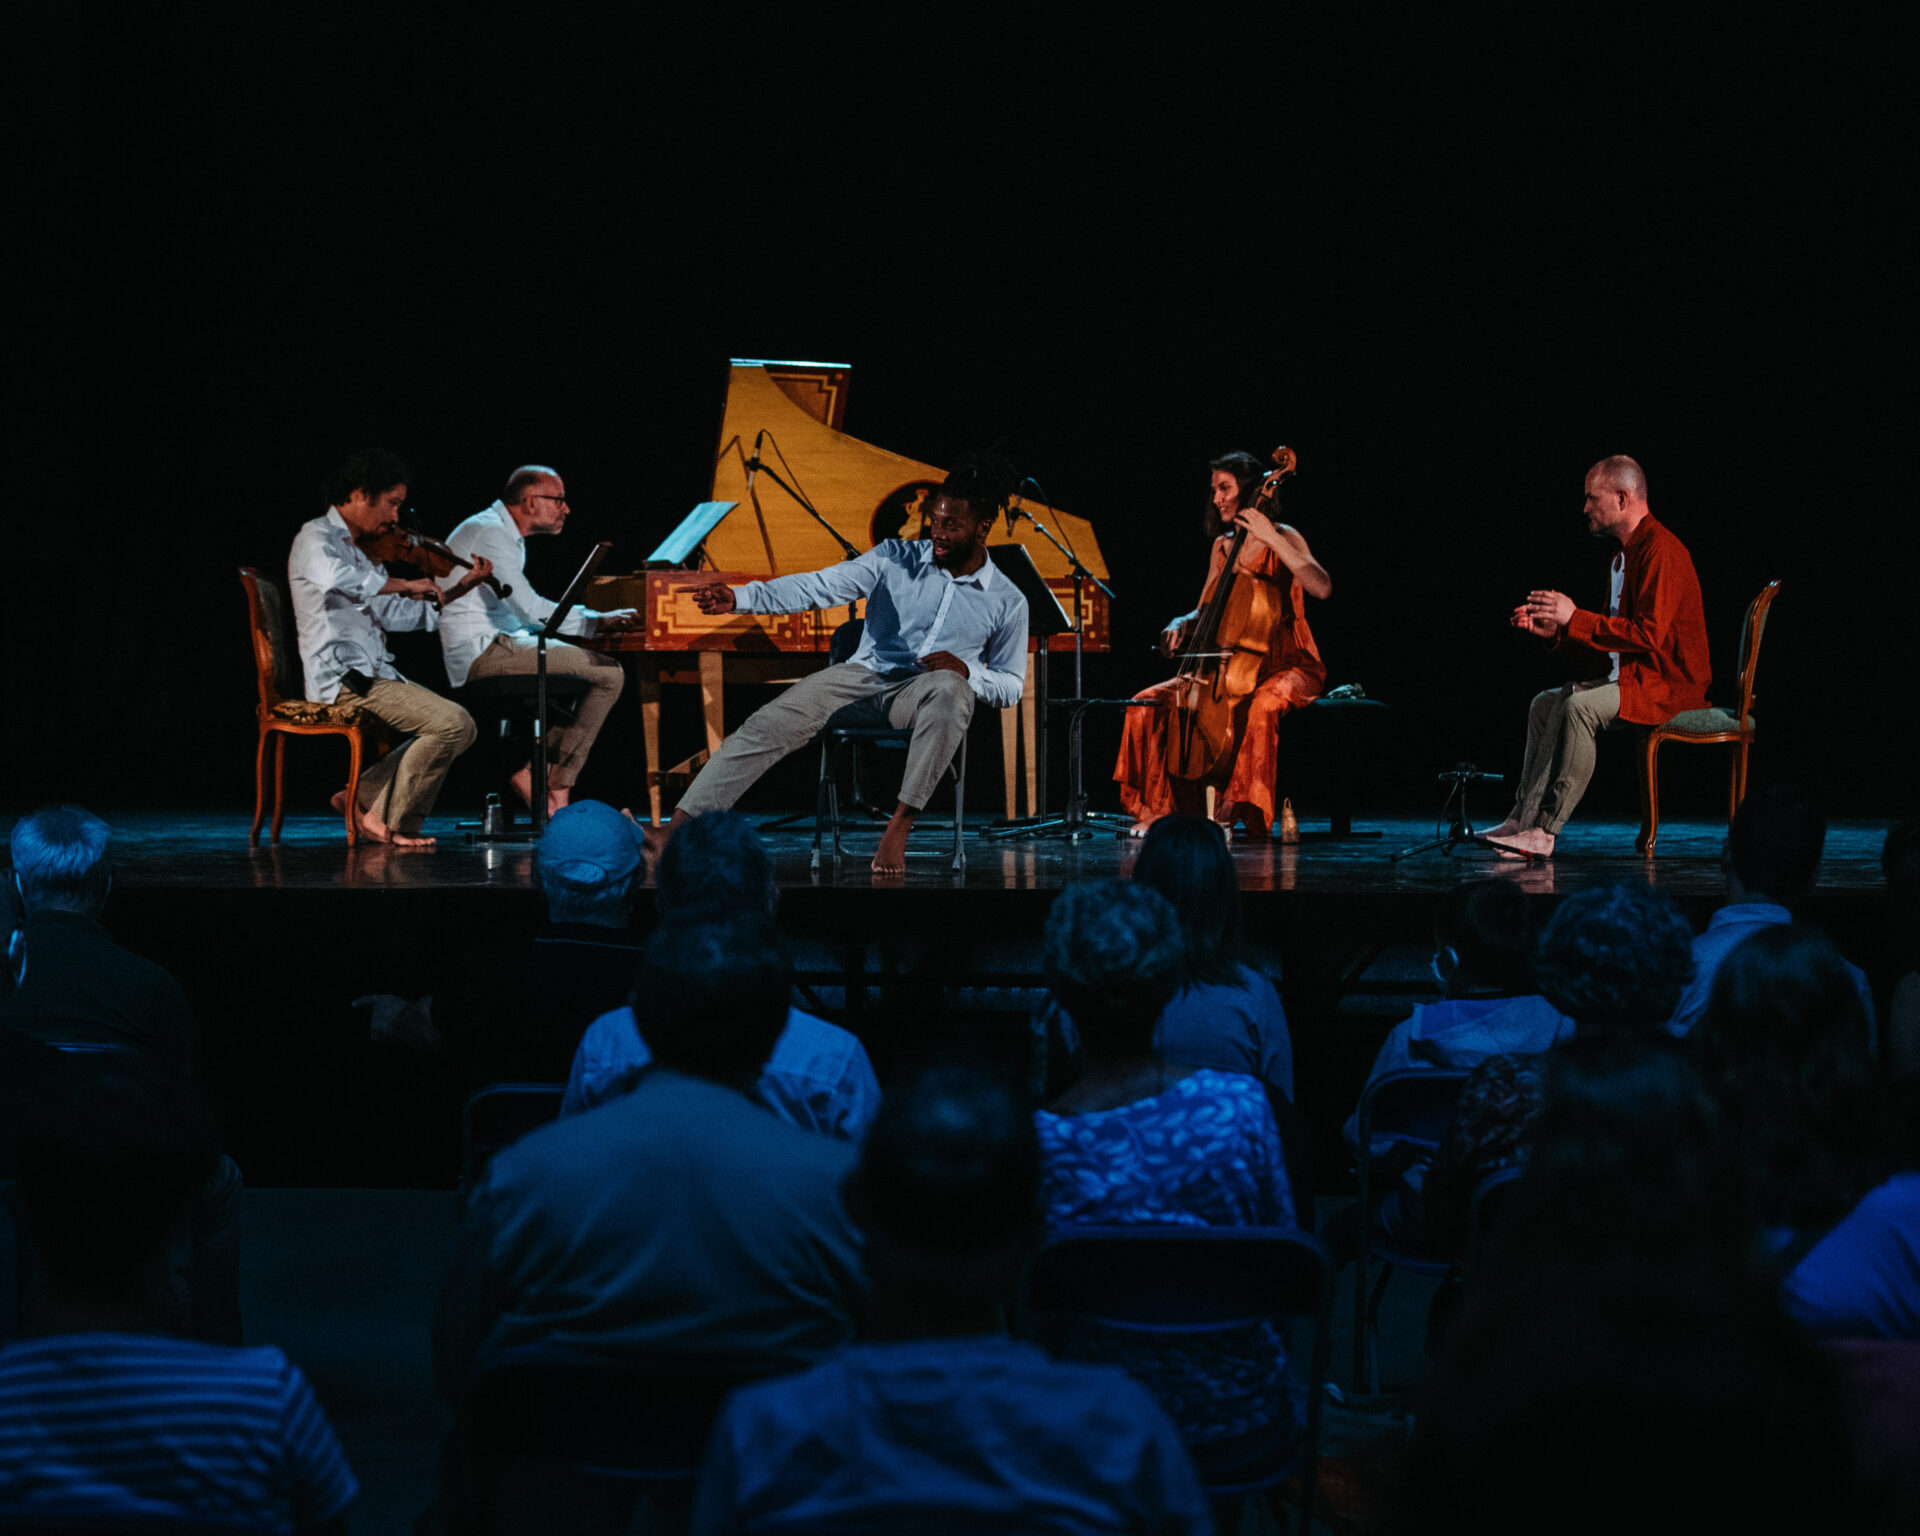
[{"left": 73, "top": 810, "right": 1898, "bottom": 900}]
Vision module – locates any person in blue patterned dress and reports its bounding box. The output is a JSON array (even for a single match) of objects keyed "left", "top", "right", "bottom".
[{"left": 1034, "top": 879, "right": 1301, "bottom": 1480}]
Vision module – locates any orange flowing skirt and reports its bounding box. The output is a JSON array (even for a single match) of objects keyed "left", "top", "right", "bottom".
[{"left": 1113, "top": 666, "right": 1324, "bottom": 834}]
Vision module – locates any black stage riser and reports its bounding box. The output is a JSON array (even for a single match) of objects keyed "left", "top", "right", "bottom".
[{"left": 61, "top": 809, "right": 1901, "bottom": 1191}]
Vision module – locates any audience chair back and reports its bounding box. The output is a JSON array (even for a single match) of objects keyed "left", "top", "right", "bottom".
[
  {"left": 239, "top": 567, "right": 386, "bottom": 847},
  {"left": 459, "top": 1084, "right": 566, "bottom": 1213},
  {"left": 1023, "top": 1225, "right": 1332, "bottom": 1529},
  {"left": 1636, "top": 579, "right": 1780, "bottom": 857},
  {"left": 811, "top": 620, "right": 968, "bottom": 872},
  {"left": 1351, "top": 1068, "right": 1474, "bottom": 1392},
  {"left": 467, "top": 1344, "right": 780, "bottom": 1531}
]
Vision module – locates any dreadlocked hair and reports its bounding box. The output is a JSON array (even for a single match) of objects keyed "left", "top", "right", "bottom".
[{"left": 939, "top": 448, "right": 1021, "bottom": 524}]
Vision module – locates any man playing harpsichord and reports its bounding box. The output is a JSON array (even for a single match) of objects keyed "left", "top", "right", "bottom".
[{"left": 665, "top": 457, "right": 1026, "bottom": 876}]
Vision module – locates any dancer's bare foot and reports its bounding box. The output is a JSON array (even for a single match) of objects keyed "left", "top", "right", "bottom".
[
  {"left": 353, "top": 803, "right": 435, "bottom": 847},
  {"left": 872, "top": 802, "right": 917, "bottom": 877},
  {"left": 509, "top": 764, "right": 568, "bottom": 821},
  {"left": 642, "top": 808, "right": 687, "bottom": 866},
  {"left": 1485, "top": 826, "right": 1554, "bottom": 860},
  {"left": 1480, "top": 817, "right": 1522, "bottom": 842}
]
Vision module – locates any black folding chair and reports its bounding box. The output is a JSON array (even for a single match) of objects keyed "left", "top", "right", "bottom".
[
  {"left": 1023, "top": 1225, "right": 1333, "bottom": 1535},
  {"left": 1350, "top": 1068, "right": 1473, "bottom": 1391},
  {"left": 811, "top": 620, "right": 968, "bottom": 872},
  {"left": 459, "top": 1083, "right": 565, "bottom": 1211}
]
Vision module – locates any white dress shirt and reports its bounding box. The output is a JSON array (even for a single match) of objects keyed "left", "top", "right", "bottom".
[
  {"left": 732, "top": 540, "right": 1029, "bottom": 710},
  {"left": 436, "top": 502, "right": 610, "bottom": 687},
  {"left": 287, "top": 508, "right": 438, "bottom": 704}
]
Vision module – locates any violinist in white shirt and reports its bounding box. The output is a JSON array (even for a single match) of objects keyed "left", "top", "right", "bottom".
[
  {"left": 438, "top": 466, "right": 639, "bottom": 821},
  {"left": 287, "top": 449, "right": 493, "bottom": 847}
]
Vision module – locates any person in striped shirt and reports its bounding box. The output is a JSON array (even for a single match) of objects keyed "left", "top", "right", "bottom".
[{"left": 0, "top": 1059, "right": 356, "bottom": 1533}]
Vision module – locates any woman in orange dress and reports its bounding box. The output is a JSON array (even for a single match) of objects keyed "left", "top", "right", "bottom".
[{"left": 1114, "top": 451, "right": 1332, "bottom": 839}]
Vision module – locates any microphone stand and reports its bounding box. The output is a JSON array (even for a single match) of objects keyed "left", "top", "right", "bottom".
[
  {"left": 744, "top": 449, "right": 861, "bottom": 561},
  {"left": 1391, "top": 763, "right": 1510, "bottom": 862},
  {"left": 984, "top": 505, "right": 1136, "bottom": 842}
]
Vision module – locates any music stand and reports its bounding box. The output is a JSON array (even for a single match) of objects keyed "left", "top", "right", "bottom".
[
  {"left": 528, "top": 541, "right": 614, "bottom": 836},
  {"left": 645, "top": 501, "right": 736, "bottom": 567},
  {"left": 982, "top": 545, "right": 1136, "bottom": 842}
]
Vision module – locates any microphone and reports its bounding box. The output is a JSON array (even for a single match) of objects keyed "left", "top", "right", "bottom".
[
  {"left": 1006, "top": 478, "right": 1036, "bottom": 532},
  {"left": 743, "top": 430, "right": 765, "bottom": 498}
]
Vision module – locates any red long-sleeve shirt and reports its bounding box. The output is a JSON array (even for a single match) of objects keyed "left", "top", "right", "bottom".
[{"left": 1557, "top": 513, "right": 1711, "bottom": 725}]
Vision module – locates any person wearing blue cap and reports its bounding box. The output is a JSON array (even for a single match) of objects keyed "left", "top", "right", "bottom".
[
  {"left": 564, "top": 811, "right": 881, "bottom": 1141},
  {"left": 358, "top": 800, "right": 650, "bottom": 1078}
]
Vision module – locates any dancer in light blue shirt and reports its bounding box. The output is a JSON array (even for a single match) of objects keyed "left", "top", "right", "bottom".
[{"left": 666, "top": 457, "right": 1026, "bottom": 874}]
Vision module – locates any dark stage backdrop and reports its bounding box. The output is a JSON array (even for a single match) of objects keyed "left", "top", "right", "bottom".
[{"left": 13, "top": 18, "right": 1912, "bottom": 822}]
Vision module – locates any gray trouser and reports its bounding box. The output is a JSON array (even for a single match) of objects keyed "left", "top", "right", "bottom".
[
  {"left": 465, "top": 634, "right": 626, "bottom": 787},
  {"left": 1510, "top": 680, "right": 1626, "bottom": 833},
  {"left": 677, "top": 663, "right": 975, "bottom": 816},
  {"left": 354, "top": 678, "right": 478, "bottom": 832}
]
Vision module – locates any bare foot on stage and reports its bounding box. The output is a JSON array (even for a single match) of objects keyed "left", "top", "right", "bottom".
[
  {"left": 641, "top": 808, "right": 686, "bottom": 867},
  {"left": 1479, "top": 817, "right": 1521, "bottom": 842},
  {"left": 352, "top": 803, "right": 436, "bottom": 848},
  {"left": 510, "top": 765, "right": 569, "bottom": 822},
  {"left": 871, "top": 804, "right": 917, "bottom": 878},
  {"left": 1485, "top": 827, "right": 1554, "bottom": 860}
]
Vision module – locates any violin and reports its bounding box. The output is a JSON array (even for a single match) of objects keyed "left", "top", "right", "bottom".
[
  {"left": 1167, "top": 445, "right": 1298, "bottom": 786},
  {"left": 357, "top": 523, "right": 512, "bottom": 601}
]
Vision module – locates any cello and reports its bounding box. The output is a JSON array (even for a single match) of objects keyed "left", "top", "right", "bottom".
[{"left": 1167, "top": 445, "right": 1299, "bottom": 787}]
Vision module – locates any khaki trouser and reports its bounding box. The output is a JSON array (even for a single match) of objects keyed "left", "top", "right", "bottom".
[
  {"left": 353, "top": 679, "right": 477, "bottom": 833},
  {"left": 677, "top": 663, "right": 974, "bottom": 816},
  {"left": 465, "top": 634, "right": 626, "bottom": 788},
  {"left": 1509, "top": 680, "right": 1627, "bottom": 834}
]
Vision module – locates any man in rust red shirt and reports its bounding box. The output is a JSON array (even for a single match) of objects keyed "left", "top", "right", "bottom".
[{"left": 1486, "top": 456, "right": 1710, "bottom": 858}]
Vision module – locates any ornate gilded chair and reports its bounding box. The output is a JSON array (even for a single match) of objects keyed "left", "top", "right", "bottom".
[
  {"left": 1637, "top": 580, "right": 1779, "bottom": 857},
  {"left": 240, "top": 567, "right": 385, "bottom": 846}
]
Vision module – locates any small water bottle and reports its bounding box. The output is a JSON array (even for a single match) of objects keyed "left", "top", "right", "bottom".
[{"left": 481, "top": 792, "right": 507, "bottom": 838}]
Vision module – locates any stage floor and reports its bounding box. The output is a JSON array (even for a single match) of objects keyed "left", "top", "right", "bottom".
[{"left": 90, "top": 809, "right": 1896, "bottom": 898}]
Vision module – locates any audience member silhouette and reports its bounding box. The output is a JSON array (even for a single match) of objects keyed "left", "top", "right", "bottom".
[
  {"left": 1398, "top": 1031, "right": 1899, "bottom": 1534},
  {"left": 435, "top": 911, "right": 864, "bottom": 1392},
  {"left": 358, "top": 798, "right": 649, "bottom": 1077},
  {"left": 1344, "top": 879, "right": 1572, "bottom": 1154},
  {"left": 1, "top": 805, "right": 242, "bottom": 1343},
  {"left": 1422, "top": 880, "right": 1695, "bottom": 1254},
  {"left": 3, "top": 806, "right": 198, "bottom": 1064},
  {"left": 691, "top": 1061, "right": 1212, "bottom": 1535},
  {"left": 0, "top": 1057, "right": 356, "bottom": 1532},
  {"left": 1034, "top": 877, "right": 1299, "bottom": 1481},
  {"left": 563, "top": 810, "right": 879, "bottom": 1139},
  {"left": 0, "top": 878, "right": 60, "bottom": 1184},
  {"left": 1133, "top": 813, "right": 1296, "bottom": 1098},
  {"left": 1690, "top": 923, "right": 1912, "bottom": 1337},
  {"left": 1478, "top": 1033, "right": 1754, "bottom": 1293},
  {"left": 1667, "top": 785, "right": 1874, "bottom": 1038},
  {"left": 1883, "top": 816, "right": 1920, "bottom": 1082}
]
